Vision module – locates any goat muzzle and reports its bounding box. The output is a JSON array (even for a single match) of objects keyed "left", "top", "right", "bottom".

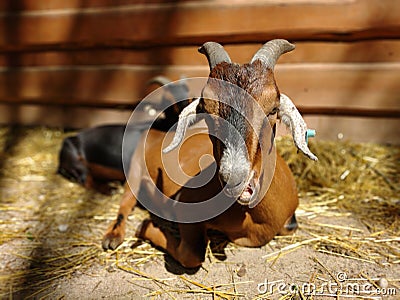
[
  {"left": 237, "top": 170, "right": 260, "bottom": 206},
  {"left": 223, "top": 170, "right": 259, "bottom": 206}
]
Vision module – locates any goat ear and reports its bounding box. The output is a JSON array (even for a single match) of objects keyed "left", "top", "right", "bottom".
[
  {"left": 162, "top": 97, "right": 201, "bottom": 153},
  {"left": 278, "top": 94, "right": 318, "bottom": 161},
  {"left": 146, "top": 76, "right": 171, "bottom": 86}
]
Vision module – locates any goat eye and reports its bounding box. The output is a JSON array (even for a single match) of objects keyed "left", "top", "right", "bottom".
[
  {"left": 196, "top": 99, "right": 205, "bottom": 113},
  {"left": 268, "top": 107, "right": 278, "bottom": 116}
]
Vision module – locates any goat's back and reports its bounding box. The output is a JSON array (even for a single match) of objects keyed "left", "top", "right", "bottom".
[{"left": 137, "top": 129, "right": 214, "bottom": 197}]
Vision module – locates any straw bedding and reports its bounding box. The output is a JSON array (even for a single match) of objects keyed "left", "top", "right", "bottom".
[{"left": 0, "top": 126, "right": 398, "bottom": 299}]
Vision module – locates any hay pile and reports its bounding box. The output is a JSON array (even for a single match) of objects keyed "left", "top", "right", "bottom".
[
  {"left": 273, "top": 137, "right": 399, "bottom": 263},
  {"left": 0, "top": 126, "right": 398, "bottom": 298}
]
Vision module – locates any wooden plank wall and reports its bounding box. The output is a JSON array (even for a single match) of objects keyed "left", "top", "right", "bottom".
[{"left": 0, "top": 0, "right": 399, "bottom": 143}]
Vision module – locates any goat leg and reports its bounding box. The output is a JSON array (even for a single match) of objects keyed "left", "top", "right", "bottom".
[
  {"left": 84, "top": 174, "right": 115, "bottom": 195},
  {"left": 102, "top": 186, "right": 137, "bottom": 250},
  {"left": 136, "top": 220, "right": 207, "bottom": 269}
]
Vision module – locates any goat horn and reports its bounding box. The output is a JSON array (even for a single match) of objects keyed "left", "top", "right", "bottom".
[
  {"left": 278, "top": 94, "right": 318, "bottom": 161},
  {"left": 147, "top": 76, "right": 172, "bottom": 86},
  {"left": 198, "top": 42, "right": 232, "bottom": 70},
  {"left": 250, "top": 39, "right": 295, "bottom": 69},
  {"left": 162, "top": 97, "right": 201, "bottom": 153}
]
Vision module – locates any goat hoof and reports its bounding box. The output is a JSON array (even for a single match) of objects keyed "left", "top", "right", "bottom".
[
  {"left": 102, "top": 232, "right": 124, "bottom": 250},
  {"left": 285, "top": 213, "right": 298, "bottom": 232},
  {"left": 97, "top": 186, "right": 114, "bottom": 195},
  {"left": 102, "top": 221, "right": 125, "bottom": 250},
  {"left": 278, "top": 213, "right": 298, "bottom": 236}
]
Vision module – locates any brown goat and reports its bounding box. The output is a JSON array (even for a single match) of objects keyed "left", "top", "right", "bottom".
[
  {"left": 102, "top": 128, "right": 298, "bottom": 268},
  {"left": 102, "top": 39, "right": 317, "bottom": 268}
]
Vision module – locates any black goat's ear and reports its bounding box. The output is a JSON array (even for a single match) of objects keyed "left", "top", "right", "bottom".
[{"left": 146, "top": 76, "right": 171, "bottom": 87}]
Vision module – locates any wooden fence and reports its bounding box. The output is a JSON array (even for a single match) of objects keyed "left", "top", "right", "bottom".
[{"left": 0, "top": 0, "right": 399, "bottom": 143}]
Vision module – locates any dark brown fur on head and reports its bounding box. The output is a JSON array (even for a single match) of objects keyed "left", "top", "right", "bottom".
[{"left": 198, "top": 60, "right": 280, "bottom": 191}]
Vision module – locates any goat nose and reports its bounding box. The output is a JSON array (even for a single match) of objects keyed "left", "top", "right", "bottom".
[
  {"left": 219, "top": 145, "right": 251, "bottom": 192},
  {"left": 220, "top": 170, "right": 246, "bottom": 189},
  {"left": 225, "top": 176, "right": 242, "bottom": 189}
]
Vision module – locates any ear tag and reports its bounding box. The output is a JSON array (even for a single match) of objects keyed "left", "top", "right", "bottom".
[{"left": 305, "top": 129, "right": 316, "bottom": 144}]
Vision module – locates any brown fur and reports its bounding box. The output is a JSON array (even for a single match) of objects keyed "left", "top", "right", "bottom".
[
  {"left": 102, "top": 129, "right": 298, "bottom": 268},
  {"left": 200, "top": 61, "right": 280, "bottom": 179}
]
